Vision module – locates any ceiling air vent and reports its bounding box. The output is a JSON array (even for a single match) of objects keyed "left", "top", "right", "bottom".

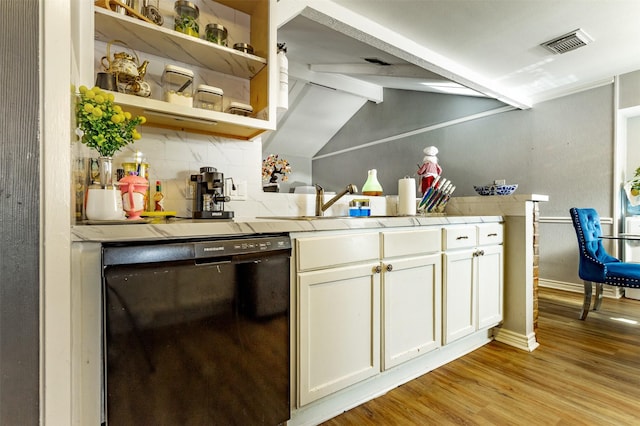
[
  {"left": 364, "top": 57, "right": 391, "bottom": 66},
  {"left": 541, "top": 28, "right": 593, "bottom": 54}
]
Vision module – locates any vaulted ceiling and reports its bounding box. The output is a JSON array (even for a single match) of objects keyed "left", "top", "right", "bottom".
[{"left": 265, "top": 0, "right": 640, "bottom": 157}]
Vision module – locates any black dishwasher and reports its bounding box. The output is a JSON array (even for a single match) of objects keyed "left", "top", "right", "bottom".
[{"left": 102, "top": 234, "right": 291, "bottom": 425}]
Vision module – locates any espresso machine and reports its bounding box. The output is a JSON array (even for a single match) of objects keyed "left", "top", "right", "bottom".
[{"left": 190, "top": 166, "right": 234, "bottom": 219}]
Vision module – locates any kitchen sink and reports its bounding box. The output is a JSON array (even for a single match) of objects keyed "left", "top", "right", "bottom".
[
  {"left": 258, "top": 215, "right": 395, "bottom": 220},
  {"left": 258, "top": 216, "right": 352, "bottom": 220}
]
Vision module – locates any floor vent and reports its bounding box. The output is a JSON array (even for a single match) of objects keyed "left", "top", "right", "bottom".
[{"left": 541, "top": 28, "right": 593, "bottom": 54}]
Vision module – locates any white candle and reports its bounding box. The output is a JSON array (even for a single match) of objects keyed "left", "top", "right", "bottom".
[{"left": 397, "top": 177, "right": 417, "bottom": 216}]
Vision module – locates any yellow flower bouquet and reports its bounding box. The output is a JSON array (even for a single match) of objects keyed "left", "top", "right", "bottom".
[{"left": 75, "top": 85, "right": 146, "bottom": 157}]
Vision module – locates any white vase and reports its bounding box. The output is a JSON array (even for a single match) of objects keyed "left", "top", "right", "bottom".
[{"left": 85, "top": 187, "right": 125, "bottom": 221}]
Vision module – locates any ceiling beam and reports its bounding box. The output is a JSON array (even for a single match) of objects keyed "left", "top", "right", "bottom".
[
  {"left": 288, "top": 60, "right": 384, "bottom": 103},
  {"left": 276, "top": 0, "right": 532, "bottom": 109},
  {"left": 310, "top": 63, "right": 449, "bottom": 80}
]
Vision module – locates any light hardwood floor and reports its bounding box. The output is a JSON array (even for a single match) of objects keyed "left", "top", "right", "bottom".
[{"left": 320, "top": 288, "right": 640, "bottom": 425}]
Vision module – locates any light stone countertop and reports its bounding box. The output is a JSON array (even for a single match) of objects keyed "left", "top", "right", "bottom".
[
  {"left": 71, "top": 194, "right": 550, "bottom": 243},
  {"left": 71, "top": 214, "right": 504, "bottom": 243}
]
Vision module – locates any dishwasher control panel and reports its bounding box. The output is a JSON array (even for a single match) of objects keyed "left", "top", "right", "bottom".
[
  {"left": 103, "top": 234, "right": 291, "bottom": 265},
  {"left": 195, "top": 235, "right": 291, "bottom": 258}
]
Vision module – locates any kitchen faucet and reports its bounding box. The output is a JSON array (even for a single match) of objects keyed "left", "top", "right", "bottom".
[{"left": 315, "top": 184, "right": 358, "bottom": 216}]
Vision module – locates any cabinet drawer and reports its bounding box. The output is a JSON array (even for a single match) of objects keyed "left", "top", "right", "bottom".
[
  {"left": 296, "top": 233, "right": 380, "bottom": 271},
  {"left": 382, "top": 228, "right": 441, "bottom": 258},
  {"left": 478, "top": 223, "right": 503, "bottom": 245},
  {"left": 443, "top": 226, "right": 477, "bottom": 250}
]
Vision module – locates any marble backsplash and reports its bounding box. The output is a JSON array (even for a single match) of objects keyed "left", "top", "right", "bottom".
[{"left": 73, "top": 126, "right": 391, "bottom": 220}]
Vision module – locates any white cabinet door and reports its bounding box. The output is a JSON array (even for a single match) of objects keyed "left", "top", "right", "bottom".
[
  {"left": 477, "top": 244, "right": 504, "bottom": 329},
  {"left": 382, "top": 253, "right": 441, "bottom": 369},
  {"left": 443, "top": 248, "right": 476, "bottom": 344},
  {"left": 298, "top": 262, "right": 381, "bottom": 406},
  {"left": 443, "top": 224, "right": 504, "bottom": 345}
]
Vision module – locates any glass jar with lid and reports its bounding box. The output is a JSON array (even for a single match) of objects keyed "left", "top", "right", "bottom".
[
  {"left": 194, "top": 85, "right": 224, "bottom": 112},
  {"left": 226, "top": 102, "right": 253, "bottom": 116},
  {"left": 233, "top": 43, "right": 254, "bottom": 55},
  {"left": 174, "top": 1, "right": 199, "bottom": 37},
  {"left": 162, "top": 65, "right": 194, "bottom": 107},
  {"left": 205, "top": 23, "right": 228, "bottom": 46}
]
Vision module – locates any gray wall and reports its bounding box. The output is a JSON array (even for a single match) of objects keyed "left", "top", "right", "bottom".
[
  {"left": 314, "top": 84, "right": 615, "bottom": 287},
  {"left": 620, "top": 70, "right": 640, "bottom": 109},
  {"left": 0, "top": 0, "right": 40, "bottom": 423},
  {"left": 313, "top": 90, "right": 506, "bottom": 193}
]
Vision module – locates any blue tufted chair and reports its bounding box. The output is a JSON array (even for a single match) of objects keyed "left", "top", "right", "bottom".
[{"left": 569, "top": 208, "right": 640, "bottom": 319}]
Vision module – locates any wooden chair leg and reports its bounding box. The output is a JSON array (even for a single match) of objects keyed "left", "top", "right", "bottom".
[
  {"left": 580, "top": 280, "right": 593, "bottom": 320},
  {"left": 593, "top": 283, "right": 604, "bottom": 311}
]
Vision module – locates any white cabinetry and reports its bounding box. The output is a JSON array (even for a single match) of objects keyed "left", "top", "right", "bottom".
[
  {"left": 296, "top": 232, "right": 381, "bottom": 406},
  {"left": 443, "top": 224, "right": 503, "bottom": 345},
  {"left": 381, "top": 229, "right": 441, "bottom": 369},
  {"left": 295, "top": 228, "right": 445, "bottom": 405},
  {"left": 442, "top": 234, "right": 476, "bottom": 343},
  {"left": 477, "top": 243, "right": 504, "bottom": 328},
  {"left": 294, "top": 223, "right": 502, "bottom": 409}
]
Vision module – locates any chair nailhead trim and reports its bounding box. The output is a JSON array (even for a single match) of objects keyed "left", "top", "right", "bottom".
[{"left": 571, "top": 208, "right": 640, "bottom": 288}]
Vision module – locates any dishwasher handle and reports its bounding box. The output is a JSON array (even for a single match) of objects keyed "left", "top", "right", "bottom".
[{"left": 195, "top": 258, "right": 232, "bottom": 266}]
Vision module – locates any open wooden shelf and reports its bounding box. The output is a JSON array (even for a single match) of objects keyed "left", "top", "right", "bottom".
[
  {"left": 94, "top": 1, "right": 275, "bottom": 140},
  {"left": 111, "top": 91, "right": 274, "bottom": 140},
  {"left": 94, "top": 7, "right": 267, "bottom": 80}
]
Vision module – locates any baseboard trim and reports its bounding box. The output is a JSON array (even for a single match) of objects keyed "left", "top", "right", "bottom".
[
  {"left": 539, "top": 279, "right": 583, "bottom": 294},
  {"left": 539, "top": 279, "right": 623, "bottom": 298},
  {"left": 493, "top": 327, "right": 539, "bottom": 352}
]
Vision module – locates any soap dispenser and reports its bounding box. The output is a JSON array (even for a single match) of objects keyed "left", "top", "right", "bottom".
[{"left": 362, "top": 169, "right": 383, "bottom": 196}]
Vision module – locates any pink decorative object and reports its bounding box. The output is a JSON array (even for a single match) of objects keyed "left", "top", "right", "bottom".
[{"left": 118, "top": 172, "right": 149, "bottom": 220}]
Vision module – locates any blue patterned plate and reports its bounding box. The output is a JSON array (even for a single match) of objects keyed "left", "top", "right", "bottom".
[{"left": 474, "top": 184, "right": 518, "bottom": 196}]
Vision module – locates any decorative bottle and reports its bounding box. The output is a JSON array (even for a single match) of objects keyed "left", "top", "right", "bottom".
[
  {"left": 154, "top": 180, "right": 165, "bottom": 212},
  {"left": 362, "top": 169, "right": 383, "bottom": 196}
]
